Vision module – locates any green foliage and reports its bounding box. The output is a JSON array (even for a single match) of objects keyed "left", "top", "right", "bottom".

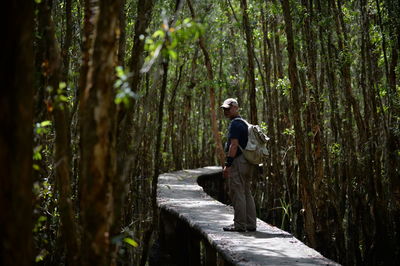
[
  {"left": 111, "top": 230, "right": 139, "bottom": 258},
  {"left": 33, "top": 120, "right": 52, "bottom": 171},
  {"left": 46, "top": 82, "right": 73, "bottom": 110},
  {"left": 35, "top": 248, "right": 49, "bottom": 263},
  {"left": 56, "top": 82, "right": 68, "bottom": 102},
  {"left": 123, "top": 237, "right": 139, "bottom": 247},
  {"left": 260, "top": 121, "right": 268, "bottom": 132},
  {"left": 329, "top": 143, "right": 342, "bottom": 160},
  {"left": 283, "top": 127, "right": 295, "bottom": 136},
  {"left": 32, "top": 116, "right": 57, "bottom": 264},
  {"left": 271, "top": 198, "right": 292, "bottom": 230},
  {"left": 33, "top": 145, "right": 43, "bottom": 161},
  {"left": 114, "top": 66, "right": 138, "bottom": 107},
  {"left": 267, "top": 0, "right": 282, "bottom": 16},
  {"left": 34, "top": 120, "right": 52, "bottom": 135},
  {"left": 379, "top": 84, "right": 387, "bottom": 97},
  {"left": 33, "top": 180, "right": 53, "bottom": 201},
  {"left": 33, "top": 178, "right": 56, "bottom": 264},
  {"left": 276, "top": 77, "right": 291, "bottom": 96},
  {"left": 33, "top": 216, "right": 47, "bottom": 233},
  {"left": 142, "top": 17, "right": 204, "bottom": 72}
]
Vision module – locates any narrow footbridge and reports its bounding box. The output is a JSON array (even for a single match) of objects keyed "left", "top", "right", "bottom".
[{"left": 156, "top": 166, "right": 339, "bottom": 265}]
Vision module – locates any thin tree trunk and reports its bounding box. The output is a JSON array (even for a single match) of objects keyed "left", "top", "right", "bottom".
[
  {"left": 240, "top": 0, "right": 258, "bottom": 124},
  {"left": 331, "top": 1, "right": 361, "bottom": 263},
  {"left": 335, "top": 0, "right": 366, "bottom": 141},
  {"left": 301, "top": 0, "right": 328, "bottom": 254},
  {"left": 118, "top": 0, "right": 126, "bottom": 67},
  {"left": 281, "top": 0, "right": 317, "bottom": 248},
  {"left": 140, "top": 58, "right": 170, "bottom": 266},
  {"left": 37, "top": 1, "right": 79, "bottom": 263},
  {"left": 0, "top": 1, "right": 34, "bottom": 265},
  {"left": 114, "top": 1, "right": 155, "bottom": 237},
  {"left": 62, "top": 0, "right": 72, "bottom": 81},
  {"left": 261, "top": 2, "right": 282, "bottom": 206},
  {"left": 166, "top": 64, "right": 184, "bottom": 170},
  {"left": 188, "top": 0, "right": 225, "bottom": 167},
  {"left": 140, "top": 3, "right": 183, "bottom": 264},
  {"left": 129, "top": 0, "right": 156, "bottom": 94}
]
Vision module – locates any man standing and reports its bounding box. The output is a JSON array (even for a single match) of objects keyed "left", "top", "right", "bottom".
[{"left": 221, "top": 98, "right": 257, "bottom": 232}]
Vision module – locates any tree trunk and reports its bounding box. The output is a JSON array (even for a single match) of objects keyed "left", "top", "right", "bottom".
[
  {"left": 118, "top": 0, "right": 126, "bottom": 67},
  {"left": 240, "top": 0, "right": 258, "bottom": 124},
  {"left": 188, "top": 0, "right": 225, "bottom": 167},
  {"left": 78, "top": 0, "right": 98, "bottom": 103},
  {"left": 335, "top": 0, "right": 366, "bottom": 141},
  {"left": 301, "top": 0, "right": 328, "bottom": 254},
  {"left": 0, "top": 1, "right": 34, "bottom": 265},
  {"left": 79, "top": 0, "right": 120, "bottom": 264},
  {"left": 129, "top": 0, "right": 155, "bottom": 94},
  {"left": 62, "top": 0, "right": 72, "bottom": 81},
  {"left": 140, "top": 58, "right": 170, "bottom": 266},
  {"left": 281, "top": 0, "right": 317, "bottom": 248},
  {"left": 114, "top": 1, "right": 155, "bottom": 238},
  {"left": 37, "top": 1, "right": 80, "bottom": 264},
  {"left": 140, "top": 2, "right": 184, "bottom": 264},
  {"left": 166, "top": 63, "right": 184, "bottom": 170}
]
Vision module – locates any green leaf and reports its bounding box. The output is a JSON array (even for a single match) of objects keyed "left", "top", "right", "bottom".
[
  {"left": 152, "top": 30, "right": 165, "bottom": 39},
  {"left": 114, "top": 97, "right": 122, "bottom": 105},
  {"left": 33, "top": 150, "right": 42, "bottom": 160},
  {"left": 40, "top": 120, "right": 52, "bottom": 127},
  {"left": 58, "top": 95, "right": 68, "bottom": 102},
  {"left": 168, "top": 49, "right": 177, "bottom": 60},
  {"left": 59, "top": 82, "right": 67, "bottom": 90},
  {"left": 123, "top": 237, "right": 138, "bottom": 247},
  {"left": 116, "top": 66, "right": 124, "bottom": 78},
  {"left": 35, "top": 249, "right": 48, "bottom": 262}
]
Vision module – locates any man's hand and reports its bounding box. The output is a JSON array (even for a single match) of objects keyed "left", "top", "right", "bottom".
[{"left": 223, "top": 166, "right": 230, "bottom": 178}]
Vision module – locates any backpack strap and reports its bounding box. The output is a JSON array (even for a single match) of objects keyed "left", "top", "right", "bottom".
[{"left": 232, "top": 117, "right": 250, "bottom": 127}]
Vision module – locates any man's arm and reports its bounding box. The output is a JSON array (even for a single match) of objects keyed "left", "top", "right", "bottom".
[
  {"left": 227, "top": 138, "right": 239, "bottom": 158},
  {"left": 223, "top": 138, "right": 239, "bottom": 178}
]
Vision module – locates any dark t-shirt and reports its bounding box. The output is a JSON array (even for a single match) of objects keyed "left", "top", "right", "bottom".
[{"left": 225, "top": 116, "right": 248, "bottom": 157}]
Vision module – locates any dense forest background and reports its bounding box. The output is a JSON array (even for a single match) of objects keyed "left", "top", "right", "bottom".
[{"left": 1, "top": 0, "right": 399, "bottom": 265}]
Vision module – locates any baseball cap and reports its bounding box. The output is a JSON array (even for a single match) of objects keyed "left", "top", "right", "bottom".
[{"left": 220, "top": 98, "right": 239, "bottom": 108}]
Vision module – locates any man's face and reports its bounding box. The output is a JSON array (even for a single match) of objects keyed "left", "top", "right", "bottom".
[{"left": 222, "top": 105, "right": 238, "bottom": 119}]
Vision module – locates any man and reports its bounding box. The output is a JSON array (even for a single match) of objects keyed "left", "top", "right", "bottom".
[{"left": 221, "top": 98, "right": 257, "bottom": 232}]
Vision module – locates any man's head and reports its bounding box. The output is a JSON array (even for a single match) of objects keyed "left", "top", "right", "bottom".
[{"left": 220, "top": 98, "right": 239, "bottom": 119}]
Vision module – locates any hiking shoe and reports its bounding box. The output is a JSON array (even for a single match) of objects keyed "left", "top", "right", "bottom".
[
  {"left": 246, "top": 227, "right": 256, "bottom": 232},
  {"left": 223, "top": 225, "right": 246, "bottom": 232}
]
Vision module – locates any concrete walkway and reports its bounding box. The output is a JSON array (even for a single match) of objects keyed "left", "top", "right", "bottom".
[{"left": 157, "top": 166, "right": 339, "bottom": 265}]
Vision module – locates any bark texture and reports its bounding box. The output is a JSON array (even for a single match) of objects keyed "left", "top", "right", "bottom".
[
  {"left": 0, "top": 1, "right": 34, "bottom": 265},
  {"left": 79, "top": 0, "right": 120, "bottom": 264},
  {"left": 37, "top": 1, "right": 79, "bottom": 263}
]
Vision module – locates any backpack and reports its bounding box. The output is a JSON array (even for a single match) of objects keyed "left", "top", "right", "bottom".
[{"left": 233, "top": 118, "right": 270, "bottom": 165}]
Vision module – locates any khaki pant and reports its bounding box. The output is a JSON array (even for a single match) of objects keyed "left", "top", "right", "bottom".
[{"left": 228, "top": 154, "right": 257, "bottom": 230}]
